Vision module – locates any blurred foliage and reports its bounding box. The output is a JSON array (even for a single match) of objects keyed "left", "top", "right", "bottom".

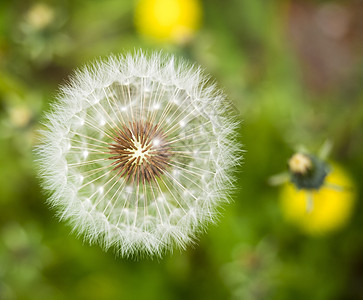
[{"left": 0, "top": 0, "right": 362, "bottom": 299}]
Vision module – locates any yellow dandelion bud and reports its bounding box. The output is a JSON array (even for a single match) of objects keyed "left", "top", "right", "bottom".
[
  {"left": 134, "top": 0, "right": 202, "bottom": 44},
  {"left": 280, "top": 164, "right": 356, "bottom": 235}
]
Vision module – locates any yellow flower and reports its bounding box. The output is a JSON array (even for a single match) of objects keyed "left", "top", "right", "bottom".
[
  {"left": 134, "top": 0, "right": 202, "bottom": 44},
  {"left": 280, "top": 164, "right": 356, "bottom": 235}
]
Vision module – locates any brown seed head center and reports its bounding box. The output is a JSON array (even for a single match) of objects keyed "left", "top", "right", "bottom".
[{"left": 108, "top": 121, "right": 171, "bottom": 183}]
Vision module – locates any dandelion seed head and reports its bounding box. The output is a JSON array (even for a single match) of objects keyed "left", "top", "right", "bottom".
[{"left": 35, "top": 51, "right": 241, "bottom": 258}]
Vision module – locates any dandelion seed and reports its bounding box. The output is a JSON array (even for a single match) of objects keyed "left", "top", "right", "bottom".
[{"left": 35, "top": 51, "right": 240, "bottom": 257}]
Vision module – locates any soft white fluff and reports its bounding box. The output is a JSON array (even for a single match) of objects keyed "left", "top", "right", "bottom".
[{"left": 35, "top": 51, "right": 241, "bottom": 258}]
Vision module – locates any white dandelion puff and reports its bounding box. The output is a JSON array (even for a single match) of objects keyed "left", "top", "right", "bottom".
[{"left": 35, "top": 51, "right": 241, "bottom": 257}]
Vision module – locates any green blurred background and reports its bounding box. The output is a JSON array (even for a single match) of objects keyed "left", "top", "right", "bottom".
[{"left": 0, "top": 0, "right": 362, "bottom": 299}]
